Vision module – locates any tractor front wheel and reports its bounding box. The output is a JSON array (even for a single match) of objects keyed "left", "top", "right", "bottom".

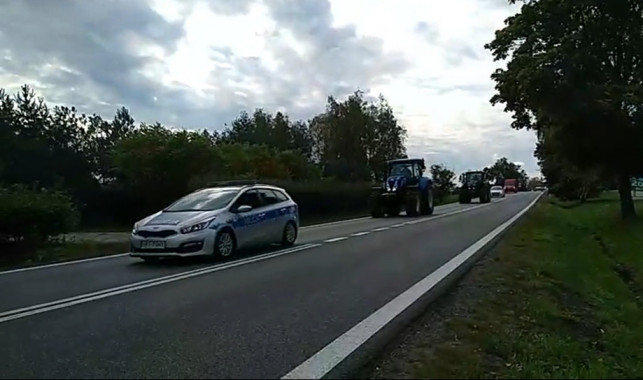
[{"left": 459, "top": 192, "right": 471, "bottom": 204}]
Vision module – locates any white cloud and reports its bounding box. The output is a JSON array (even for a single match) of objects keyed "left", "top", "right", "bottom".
[{"left": 0, "top": 0, "right": 541, "bottom": 178}]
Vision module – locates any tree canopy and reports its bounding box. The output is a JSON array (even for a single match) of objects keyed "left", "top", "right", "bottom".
[
  {"left": 486, "top": 0, "right": 642, "bottom": 218},
  {"left": 430, "top": 163, "right": 456, "bottom": 201},
  {"left": 0, "top": 84, "right": 410, "bottom": 229},
  {"left": 483, "top": 157, "right": 530, "bottom": 190}
]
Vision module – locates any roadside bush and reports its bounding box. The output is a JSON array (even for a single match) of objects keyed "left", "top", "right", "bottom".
[
  {"left": 267, "top": 179, "right": 373, "bottom": 219},
  {"left": 0, "top": 185, "right": 79, "bottom": 244},
  {"left": 81, "top": 178, "right": 374, "bottom": 229}
]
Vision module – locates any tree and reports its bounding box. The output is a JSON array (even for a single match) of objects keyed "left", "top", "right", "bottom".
[
  {"left": 309, "top": 91, "right": 407, "bottom": 181},
  {"left": 484, "top": 157, "right": 529, "bottom": 189},
  {"left": 485, "top": 0, "right": 643, "bottom": 218},
  {"left": 221, "top": 109, "right": 315, "bottom": 160},
  {"left": 430, "top": 163, "right": 456, "bottom": 201},
  {"left": 111, "top": 123, "right": 217, "bottom": 209},
  {"left": 536, "top": 136, "right": 604, "bottom": 201}
]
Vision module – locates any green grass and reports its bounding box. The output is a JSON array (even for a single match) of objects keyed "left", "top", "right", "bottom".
[
  {"left": 440, "top": 194, "right": 459, "bottom": 205},
  {"left": 365, "top": 193, "right": 643, "bottom": 379}
]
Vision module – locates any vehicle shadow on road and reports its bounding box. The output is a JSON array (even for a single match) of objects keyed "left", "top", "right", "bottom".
[{"left": 129, "top": 243, "right": 303, "bottom": 268}]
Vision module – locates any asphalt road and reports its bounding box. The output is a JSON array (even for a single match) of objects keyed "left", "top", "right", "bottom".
[{"left": 0, "top": 192, "right": 540, "bottom": 379}]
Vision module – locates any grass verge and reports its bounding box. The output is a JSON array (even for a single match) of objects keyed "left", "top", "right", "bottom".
[
  {"left": 0, "top": 241, "right": 131, "bottom": 271},
  {"left": 359, "top": 193, "right": 643, "bottom": 379}
]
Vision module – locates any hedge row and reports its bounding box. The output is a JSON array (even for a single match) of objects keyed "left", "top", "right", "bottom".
[
  {"left": 0, "top": 185, "right": 79, "bottom": 244},
  {"left": 80, "top": 180, "right": 375, "bottom": 228},
  {"left": 1, "top": 180, "right": 462, "bottom": 245}
]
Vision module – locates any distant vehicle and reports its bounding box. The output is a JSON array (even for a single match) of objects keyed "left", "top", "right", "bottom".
[
  {"left": 130, "top": 181, "right": 299, "bottom": 262},
  {"left": 458, "top": 170, "right": 492, "bottom": 204},
  {"left": 534, "top": 186, "right": 546, "bottom": 191},
  {"left": 504, "top": 178, "right": 518, "bottom": 193},
  {"left": 370, "top": 158, "right": 435, "bottom": 217},
  {"left": 490, "top": 185, "right": 505, "bottom": 198}
]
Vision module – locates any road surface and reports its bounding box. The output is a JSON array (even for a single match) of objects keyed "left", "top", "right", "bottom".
[{"left": 0, "top": 192, "right": 540, "bottom": 379}]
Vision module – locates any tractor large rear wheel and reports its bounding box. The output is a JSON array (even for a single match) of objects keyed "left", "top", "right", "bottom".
[
  {"left": 405, "top": 190, "right": 421, "bottom": 217},
  {"left": 481, "top": 190, "right": 491, "bottom": 203},
  {"left": 386, "top": 203, "right": 400, "bottom": 216},
  {"left": 420, "top": 189, "right": 434, "bottom": 215}
]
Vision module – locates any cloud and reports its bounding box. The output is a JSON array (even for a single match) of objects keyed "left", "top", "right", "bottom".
[{"left": 0, "top": 0, "right": 540, "bottom": 177}]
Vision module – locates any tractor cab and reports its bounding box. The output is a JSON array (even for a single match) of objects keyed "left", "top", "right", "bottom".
[
  {"left": 460, "top": 171, "right": 485, "bottom": 186},
  {"left": 385, "top": 158, "right": 426, "bottom": 185}
]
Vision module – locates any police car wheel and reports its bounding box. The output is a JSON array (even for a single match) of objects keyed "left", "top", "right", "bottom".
[
  {"left": 282, "top": 222, "right": 297, "bottom": 247},
  {"left": 215, "top": 230, "right": 235, "bottom": 258}
]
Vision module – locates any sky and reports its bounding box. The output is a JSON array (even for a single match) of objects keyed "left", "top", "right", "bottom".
[{"left": 0, "top": 0, "right": 540, "bottom": 178}]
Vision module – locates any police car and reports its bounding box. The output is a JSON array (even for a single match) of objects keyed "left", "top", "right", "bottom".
[{"left": 130, "top": 181, "right": 299, "bottom": 261}]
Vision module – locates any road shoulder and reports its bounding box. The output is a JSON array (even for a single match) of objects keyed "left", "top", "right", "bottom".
[{"left": 357, "top": 194, "right": 643, "bottom": 379}]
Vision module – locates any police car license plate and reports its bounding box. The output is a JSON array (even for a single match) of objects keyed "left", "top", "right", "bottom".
[{"left": 141, "top": 240, "right": 165, "bottom": 249}]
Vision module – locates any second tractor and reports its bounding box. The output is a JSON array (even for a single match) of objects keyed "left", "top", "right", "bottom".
[{"left": 458, "top": 170, "right": 492, "bottom": 204}]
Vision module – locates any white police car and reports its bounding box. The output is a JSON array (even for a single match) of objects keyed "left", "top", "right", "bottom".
[{"left": 130, "top": 181, "right": 299, "bottom": 261}]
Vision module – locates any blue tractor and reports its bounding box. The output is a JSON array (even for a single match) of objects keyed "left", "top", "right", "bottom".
[{"left": 370, "top": 158, "right": 435, "bottom": 217}]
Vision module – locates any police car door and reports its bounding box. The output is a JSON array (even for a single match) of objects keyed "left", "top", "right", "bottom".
[
  {"left": 256, "top": 189, "right": 283, "bottom": 241},
  {"left": 231, "top": 189, "right": 266, "bottom": 248}
]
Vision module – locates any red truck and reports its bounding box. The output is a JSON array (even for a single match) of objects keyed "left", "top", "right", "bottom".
[{"left": 504, "top": 178, "right": 518, "bottom": 193}]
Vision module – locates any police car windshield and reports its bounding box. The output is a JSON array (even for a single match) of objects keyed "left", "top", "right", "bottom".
[{"left": 164, "top": 189, "right": 238, "bottom": 212}]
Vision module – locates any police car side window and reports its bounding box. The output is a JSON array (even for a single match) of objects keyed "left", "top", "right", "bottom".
[
  {"left": 272, "top": 190, "right": 289, "bottom": 202},
  {"left": 258, "top": 189, "right": 280, "bottom": 206},
  {"left": 233, "top": 190, "right": 263, "bottom": 209}
]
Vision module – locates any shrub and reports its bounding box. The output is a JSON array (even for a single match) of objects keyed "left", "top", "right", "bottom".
[
  {"left": 0, "top": 185, "right": 79, "bottom": 244},
  {"left": 266, "top": 179, "right": 373, "bottom": 218}
]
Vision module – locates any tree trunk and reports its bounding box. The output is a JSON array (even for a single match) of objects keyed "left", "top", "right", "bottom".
[{"left": 617, "top": 175, "right": 637, "bottom": 220}]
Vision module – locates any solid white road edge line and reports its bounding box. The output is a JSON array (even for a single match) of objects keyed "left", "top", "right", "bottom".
[
  {"left": 0, "top": 202, "right": 473, "bottom": 276},
  {"left": 0, "top": 243, "right": 320, "bottom": 323},
  {"left": 281, "top": 193, "right": 543, "bottom": 380}
]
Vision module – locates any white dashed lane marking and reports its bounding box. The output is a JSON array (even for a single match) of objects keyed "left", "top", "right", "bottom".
[
  {"left": 350, "top": 232, "right": 370, "bottom": 237},
  {"left": 324, "top": 237, "right": 349, "bottom": 243},
  {"left": 372, "top": 227, "right": 390, "bottom": 232}
]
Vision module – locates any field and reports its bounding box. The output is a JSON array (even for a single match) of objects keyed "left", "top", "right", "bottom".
[{"left": 361, "top": 192, "right": 643, "bottom": 379}]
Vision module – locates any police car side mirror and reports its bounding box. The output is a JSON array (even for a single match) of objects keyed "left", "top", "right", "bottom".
[{"left": 236, "top": 205, "right": 253, "bottom": 213}]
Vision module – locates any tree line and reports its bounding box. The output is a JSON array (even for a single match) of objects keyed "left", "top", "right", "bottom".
[
  {"left": 0, "top": 85, "right": 410, "bottom": 245},
  {"left": 486, "top": 0, "right": 642, "bottom": 218}
]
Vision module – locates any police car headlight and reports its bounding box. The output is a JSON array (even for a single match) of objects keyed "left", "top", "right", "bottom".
[{"left": 180, "top": 218, "right": 215, "bottom": 234}]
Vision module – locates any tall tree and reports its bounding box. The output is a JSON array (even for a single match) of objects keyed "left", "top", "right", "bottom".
[
  {"left": 485, "top": 0, "right": 643, "bottom": 218},
  {"left": 310, "top": 91, "right": 407, "bottom": 181},
  {"left": 484, "top": 157, "right": 529, "bottom": 189},
  {"left": 430, "top": 163, "right": 456, "bottom": 201}
]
